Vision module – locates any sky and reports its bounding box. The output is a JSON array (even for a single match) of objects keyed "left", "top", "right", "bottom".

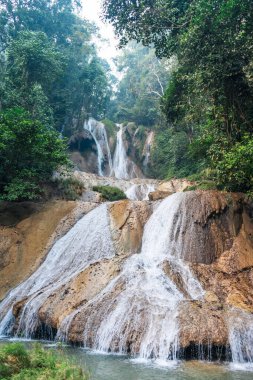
[{"left": 81, "top": 0, "right": 119, "bottom": 65}]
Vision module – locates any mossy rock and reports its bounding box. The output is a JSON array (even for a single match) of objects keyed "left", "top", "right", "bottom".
[
  {"left": 93, "top": 185, "right": 127, "bottom": 201},
  {"left": 184, "top": 181, "right": 218, "bottom": 192}
]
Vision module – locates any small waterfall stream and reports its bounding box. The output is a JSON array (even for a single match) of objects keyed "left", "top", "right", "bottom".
[
  {"left": 0, "top": 204, "right": 115, "bottom": 338},
  {"left": 84, "top": 118, "right": 113, "bottom": 176},
  {"left": 125, "top": 184, "right": 155, "bottom": 201},
  {"left": 228, "top": 308, "right": 253, "bottom": 369},
  {"left": 113, "top": 124, "right": 141, "bottom": 180}
]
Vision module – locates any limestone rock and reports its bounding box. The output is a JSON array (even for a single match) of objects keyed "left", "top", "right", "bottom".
[{"left": 148, "top": 190, "right": 172, "bottom": 201}]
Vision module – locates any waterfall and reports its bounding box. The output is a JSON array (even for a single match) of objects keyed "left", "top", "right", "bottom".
[
  {"left": 0, "top": 204, "right": 115, "bottom": 338},
  {"left": 125, "top": 184, "right": 155, "bottom": 201},
  {"left": 84, "top": 118, "right": 113, "bottom": 176},
  {"left": 113, "top": 125, "right": 129, "bottom": 179},
  {"left": 143, "top": 131, "right": 154, "bottom": 169},
  {"left": 113, "top": 124, "right": 141, "bottom": 180},
  {"left": 228, "top": 308, "right": 253, "bottom": 369},
  {"left": 59, "top": 193, "right": 204, "bottom": 362}
]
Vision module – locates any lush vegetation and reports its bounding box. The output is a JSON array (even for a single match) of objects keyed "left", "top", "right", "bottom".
[
  {"left": 0, "top": 0, "right": 112, "bottom": 201},
  {"left": 93, "top": 185, "right": 127, "bottom": 201},
  {"left": 0, "top": 108, "right": 69, "bottom": 201},
  {"left": 108, "top": 43, "right": 171, "bottom": 127},
  {"left": 103, "top": 0, "right": 253, "bottom": 192},
  {"left": 0, "top": 343, "right": 89, "bottom": 379}
]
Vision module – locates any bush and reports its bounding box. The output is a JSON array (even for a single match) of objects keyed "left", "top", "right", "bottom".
[
  {"left": 93, "top": 185, "right": 127, "bottom": 201},
  {"left": 53, "top": 177, "right": 84, "bottom": 200},
  {"left": 0, "top": 108, "right": 70, "bottom": 201},
  {"left": 0, "top": 343, "right": 89, "bottom": 380},
  {"left": 214, "top": 134, "right": 253, "bottom": 192}
]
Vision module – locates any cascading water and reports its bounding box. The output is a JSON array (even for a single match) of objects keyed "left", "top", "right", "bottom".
[
  {"left": 0, "top": 204, "right": 115, "bottom": 338},
  {"left": 59, "top": 193, "right": 204, "bottom": 363},
  {"left": 113, "top": 124, "right": 141, "bottom": 180},
  {"left": 228, "top": 308, "right": 253, "bottom": 369},
  {"left": 113, "top": 124, "right": 129, "bottom": 179},
  {"left": 125, "top": 184, "right": 155, "bottom": 201},
  {"left": 84, "top": 118, "right": 113, "bottom": 176}
]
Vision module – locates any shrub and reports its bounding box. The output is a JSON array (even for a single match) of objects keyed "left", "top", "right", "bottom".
[
  {"left": 0, "top": 343, "right": 89, "bottom": 380},
  {"left": 53, "top": 177, "right": 84, "bottom": 200},
  {"left": 0, "top": 108, "right": 70, "bottom": 201},
  {"left": 93, "top": 185, "right": 127, "bottom": 201}
]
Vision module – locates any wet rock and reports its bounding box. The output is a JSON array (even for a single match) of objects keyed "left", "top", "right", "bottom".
[
  {"left": 149, "top": 190, "right": 172, "bottom": 201},
  {"left": 0, "top": 201, "right": 97, "bottom": 300},
  {"left": 109, "top": 200, "right": 152, "bottom": 255}
]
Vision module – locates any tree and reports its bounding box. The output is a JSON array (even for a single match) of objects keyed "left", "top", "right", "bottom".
[
  {"left": 0, "top": 1, "right": 112, "bottom": 134},
  {"left": 109, "top": 43, "right": 171, "bottom": 126},
  {"left": 103, "top": 0, "right": 253, "bottom": 191},
  {"left": 0, "top": 108, "right": 69, "bottom": 201}
]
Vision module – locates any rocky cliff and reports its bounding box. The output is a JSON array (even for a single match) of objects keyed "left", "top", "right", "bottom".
[{"left": 0, "top": 190, "right": 252, "bottom": 360}]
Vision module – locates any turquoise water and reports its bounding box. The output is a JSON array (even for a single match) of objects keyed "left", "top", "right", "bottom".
[
  {"left": 1, "top": 339, "right": 253, "bottom": 379},
  {"left": 64, "top": 348, "right": 253, "bottom": 380}
]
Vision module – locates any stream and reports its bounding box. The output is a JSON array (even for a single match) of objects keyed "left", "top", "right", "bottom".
[{"left": 1, "top": 339, "right": 253, "bottom": 380}]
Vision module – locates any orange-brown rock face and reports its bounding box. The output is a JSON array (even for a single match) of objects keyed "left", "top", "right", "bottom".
[
  {"left": 34, "top": 200, "right": 152, "bottom": 339},
  {"left": 0, "top": 201, "right": 96, "bottom": 300},
  {"left": 0, "top": 191, "right": 252, "bottom": 359},
  {"left": 109, "top": 200, "right": 152, "bottom": 255},
  {"left": 174, "top": 191, "right": 249, "bottom": 264}
]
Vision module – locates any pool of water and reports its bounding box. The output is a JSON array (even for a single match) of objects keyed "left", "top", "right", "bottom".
[{"left": 1, "top": 339, "right": 253, "bottom": 380}]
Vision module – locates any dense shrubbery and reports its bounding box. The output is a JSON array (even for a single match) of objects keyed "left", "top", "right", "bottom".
[
  {"left": 93, "top": 185, "right": 126, "bottom": 201},
  {"left": 0, "top": 108, "right": 69, "bottom": 201},
  {"left": 53, "top": 177, "right": 85, "bottom": 201},
  {"left": 103, "top": 0, "right": 253, "bottom": 193},
  {"left": 0, "top": 343, "right": 89, "bottom": 380}
]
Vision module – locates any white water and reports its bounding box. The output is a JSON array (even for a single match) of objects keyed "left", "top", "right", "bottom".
[
  {"left": 113, "top": 124, "right": 140, "bottom": 180},
  {"left": 0, "top": 204, "right": 115, "bottom": 338},
  {"left": 58, "top": 193, "right": 204, "bottom": 362},
  {"left": 125, "top": 184, "right": 155, "bottom": 201},
  {"left": 143, "top": 131, "right": 154, "bottom": 168},
  {"left": 84, "top": 118, "right": 113, "bottom": 176},
  {"left": 228, "top": 308, "right": 253, "bottom": 370}
]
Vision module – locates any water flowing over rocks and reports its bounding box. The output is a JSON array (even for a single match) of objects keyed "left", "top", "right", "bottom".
[{"left": 0, "top": 190, "right": 252, "bottom": 364}]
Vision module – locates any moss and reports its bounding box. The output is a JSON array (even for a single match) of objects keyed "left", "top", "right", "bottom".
[
  {"left": 0, "top": 343, "right": 89, "bottom": 379},
  {"left": 93, "top": 185, "right": 127, "bottom": 201},
  {"left": 184, "top": 181, "right": 218, "bottom": 192},
  {"left": 102, "top": 118, "right": 117, "bottom": 140}
]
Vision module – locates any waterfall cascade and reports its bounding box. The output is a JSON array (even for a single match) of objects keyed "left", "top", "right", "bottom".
[
  {"left": 0, "top": 192, "right": 253, "bottom": 369},
  {"left": 113, "top": 124, "right": 141, "bottom": 180},
  {"left": 228, "top": 308, "right": 253, "bottom": 369},
  {"left": 125, "top": 184, "right": 155, "bottom": 201},
  {"left": 84, "top": 118, "right": 113, "bottom": 176},
  {"left": 58, "top": 193, "right": 204, "bottom": 363},
  {"left": 0, "top": 204, "right": 115, "bottom": 338}
]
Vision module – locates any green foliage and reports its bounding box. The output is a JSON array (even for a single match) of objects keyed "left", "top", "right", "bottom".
[
  {"left": 53, "top": 177, "right": 84, "bottom": 200},
  {"left": 101, "top": 118, "right": 117, "bottom": 140},
  {"left": 93, "top": 185, "right": 127, "bottom": 201},
  {"left": 103, "top": 0, "right": 253, "bottom": 192},
  {"left": 213, "top": 134, "right": 253, "bottom": 192},
  {"left": 184, "top": 181, "right": 218, "bottom": 192},
  {"left": 108, "top": 43, "right": 171, "bottom": 126},
  {"left": 0, "top": 343, "right": 89, "bottom": 380},
  {"left": 0, "top": 0, "right": 112, "bottom": 134},
  {"left": 0, "top": 108, "right": 69, "bottom": 201}
]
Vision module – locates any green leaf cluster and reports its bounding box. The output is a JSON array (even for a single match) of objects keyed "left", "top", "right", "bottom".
[
  {"left": 103, "top": 0, "right": 253, "bottom": 192},
  {"left": 0, "top": 108, "right": 69, "bottom": 201},
  {"left": 93, "top": 185, "right": 127, "bottom": 201},
  {"left": 0, "top": 343, "right": 89, "bottom": 379}
]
